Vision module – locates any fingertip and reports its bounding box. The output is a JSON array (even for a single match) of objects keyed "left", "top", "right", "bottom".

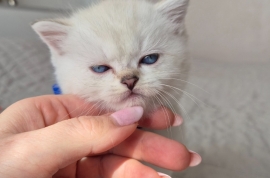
[
  {"left": 172, "top": 115, "right": 183, "bottom": 126},
  {"left": 139, "top": 106, "right": 176, "bottom": 129},
  {"left": 158, "top": 172, "right": 171, "bottom": 178},
  {"left": 110, "top": 106, "right": 144, "bottom": 126},
  {"left": 189, "top": 150, "right": 202, "bottom": 167}
]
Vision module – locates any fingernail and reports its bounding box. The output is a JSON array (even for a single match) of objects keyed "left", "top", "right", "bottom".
[
  {"left": 173, "top": 115, "right": 183, "bottom": 126},
  {"left": 158, "top": 172, "right": 171, "bottom": 178},
  {"left": 189, "top": 150, "right": 202, "bottom": 167},
  {"left": 110, "top": 107, "right": 143, "bottom": 126}
]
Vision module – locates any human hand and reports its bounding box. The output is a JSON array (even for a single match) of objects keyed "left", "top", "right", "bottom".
[{"left": 0, "top": 95, "right": 201, "bottom": 178}]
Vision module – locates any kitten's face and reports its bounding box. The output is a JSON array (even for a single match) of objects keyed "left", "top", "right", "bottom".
[{"left": 33, "top": 0, "right": 189, "bottom": 113}]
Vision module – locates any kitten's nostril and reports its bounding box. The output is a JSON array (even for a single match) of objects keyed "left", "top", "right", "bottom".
[{"left": 121, "top": 76, "right": 139, "bottom": 90}]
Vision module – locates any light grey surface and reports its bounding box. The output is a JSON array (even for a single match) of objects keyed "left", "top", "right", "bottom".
[
  {"left": 0, "top": 38, "right": 269, "bottom": 178},
  {"left": 186, "top": 0, "right": 270, "bottom": 63},
  {"left": 178, "top": 60, "right": 270, "bottom": 178},
  {"left": 0, "top": 0, "right": 96, "bottom": 39},
  {"left": 0, "top": 38, "right": 54, "bottom": 108},
  {"left": 0, "top": 8, "right": 62, "bottom": 39},
  {"left": 0, "top": 0, "right": 93, "bottom": 10},
  {"left": 1, "top": 0, "right": 270, "bottom": 62}
]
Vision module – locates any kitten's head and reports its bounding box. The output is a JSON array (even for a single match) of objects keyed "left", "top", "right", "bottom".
[{"left": 33, "top": 0, "right": 189, "bottom": 114}]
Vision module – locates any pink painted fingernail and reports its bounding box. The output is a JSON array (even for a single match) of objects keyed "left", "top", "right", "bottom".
[
  {"left": 173, "top": 115, "right": 183, "bottom": 126},
  {"left": 158, "top": 172, "right": 171, "bottom": 178},
  {"left": 110, "top": 107, "right": 143, "bottom": 126},
  {"left": 189, "top": 150, "right": 202, "bottom": 167}
]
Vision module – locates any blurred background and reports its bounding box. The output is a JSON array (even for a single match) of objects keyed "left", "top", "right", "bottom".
[{"left": 0, "top": 0, "right": 269, "bottom": 178}]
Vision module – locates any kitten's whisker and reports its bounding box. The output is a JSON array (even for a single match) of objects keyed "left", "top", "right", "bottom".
[
  {"left": 97, "top": 102, "right": 106, "bottom": 116},
  {"left": 150, "top": 97, "right": 157, "bottom": 112},
  {"left": 156, "top": 89, "right": 177, "bottom": 118},
  {"left": 57, "top": 101, "right": 89, "bottom": 122},
  {"left": 158, "top": 77, "right": 209, "bottom": 94},
  {"left": 154, "top": 71, "right": 182, "bottom": 74},
  {"left": 155, "top": 90, "right": 178, "bottom": 136},
  {"left": 138, "top": 80, "right": 205, "bottom": 107},
  {"left": 84, "top": 100, "right": 104, "bottom": 116},
  {"left": 159, "top": 89, "right": 191, "bottom": 122},
  {"left": 81, "top": 100, "right": 99, "bottom": 116},
  {"left": 151, "top": 90, "right": 165, "bottom": 114},
  {"left": 149, "top": 89, "right": 160, "bottom": 112},
  {"left": 154, "top": 90, "right": 172, "bottom": 132},
  {"left": 161, "top": 84, "right": 200, "bottom": 107},
  {"left": 160, "top": 84, "right": 207, "bottom": 107},
  {"left": 158, "top": 89, "right": 186, "bottom": 142},
  {"left": 78, "top": 100, "right": 91, "bottom": 117},
  {"left": 154, "top": 71, "right": 188, "bottom": 76},
  {"left": 144, "top": 88, "right": 159, "bottom": 113}
]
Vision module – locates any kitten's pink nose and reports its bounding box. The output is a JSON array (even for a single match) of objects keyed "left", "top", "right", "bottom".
[{"left": 121, "top": 75, "right": 139, "bottom": 90}]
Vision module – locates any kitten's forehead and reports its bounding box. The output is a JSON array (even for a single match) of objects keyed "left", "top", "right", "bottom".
[{"left": 71, "top": 0, "right": 168, "bottom": 63}]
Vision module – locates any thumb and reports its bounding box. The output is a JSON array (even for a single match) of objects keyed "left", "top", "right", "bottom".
[{"left": 17, "top": 106, "right": 143, "bottom": 175}]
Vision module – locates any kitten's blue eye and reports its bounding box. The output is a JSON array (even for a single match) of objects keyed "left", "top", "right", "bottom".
[
  {"left": 140, "top": 54, "right": 159, "bottom": 65},
  {"left": 91, "top": 65, "right": 110, "bottom": 73}
]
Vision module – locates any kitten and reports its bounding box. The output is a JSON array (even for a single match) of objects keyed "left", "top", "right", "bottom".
[{"left": 33, "top": 0, "right": 189, "bottom": 175}]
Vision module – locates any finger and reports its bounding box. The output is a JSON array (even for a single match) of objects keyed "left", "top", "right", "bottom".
[
  {"left": 0, "top": 95, "right": 102, "bottom": 133},
  {"left": 0, "top": 95, "right": 180, "bottom": 133},
  {"left": 53, "top": 163, "right": 76, "bottom": 178},
  {"left": 111, "top": 129, "right": 191, "bottom": 171},
  {"left": 76, "top": 155, "right": 163, "bottom": 178},
  {"left": 53, "top": 130, "right": 199, "bottom": 176},
  {"left": 8, "top": 107, "right": 143, "bottom": 177},
  {"left": 138, "top": 106, "right": 183, "bottom": 129}
]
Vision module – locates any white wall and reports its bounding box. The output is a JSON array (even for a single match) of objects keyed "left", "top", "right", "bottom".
[{"left": 186, "top": 0, "right": 270, "bottom": 62}]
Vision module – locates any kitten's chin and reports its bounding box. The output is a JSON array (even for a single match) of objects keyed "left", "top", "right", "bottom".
[
  {"left": 113, "top": 95, "right": 146, "bottom": 110},
  {"left": 83, "top": 90, "right": 160, "bottom": 114},
  {"left": 105, "top": 93, "right": 151, "bottom": 112}
]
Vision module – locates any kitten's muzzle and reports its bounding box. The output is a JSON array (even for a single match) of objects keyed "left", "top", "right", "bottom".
[{"left": 121, "top": 75, "right": 139, "bottom": 91}]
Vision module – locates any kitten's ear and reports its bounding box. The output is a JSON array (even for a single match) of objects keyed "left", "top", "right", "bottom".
[
  {"left": 32, "top": 19, "right": 70, "bottom": 55},
  {"left": 156, "top": 0, "right": 189, "bottom": 24}
]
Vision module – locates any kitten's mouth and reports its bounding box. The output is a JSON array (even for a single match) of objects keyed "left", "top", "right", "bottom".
[
  {"left": 121, "top": 91, "right": 143, "bottom": 101},
  {"left": 114, "top": 90, "right": 147, "bottom": 108},
  {"left": 126, "top": 92, "right": 141, "bottom": 99},
  {"left": 128, "top": 92, "right": 140, "bottom": 98}
]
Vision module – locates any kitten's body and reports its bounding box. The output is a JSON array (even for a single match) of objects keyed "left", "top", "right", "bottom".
[{"left": 33, "top": 0, "right": 189, "bottom": 176}]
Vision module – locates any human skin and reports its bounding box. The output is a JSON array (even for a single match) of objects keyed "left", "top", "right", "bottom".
[{"left": 0, "top": 95, "right": 201, "bottom": 178}]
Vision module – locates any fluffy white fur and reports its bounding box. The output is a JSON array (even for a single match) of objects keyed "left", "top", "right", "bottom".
[{"left": 32, "top": 0, "right": 189, "bottom": 117}]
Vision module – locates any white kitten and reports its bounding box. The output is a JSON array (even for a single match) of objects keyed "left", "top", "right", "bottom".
[
  {"left": 32, "top": 0, "right": 189, "bottom": 116},
  {"left": 33, "top": 0, "right": 189, "bottom": 175}
]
